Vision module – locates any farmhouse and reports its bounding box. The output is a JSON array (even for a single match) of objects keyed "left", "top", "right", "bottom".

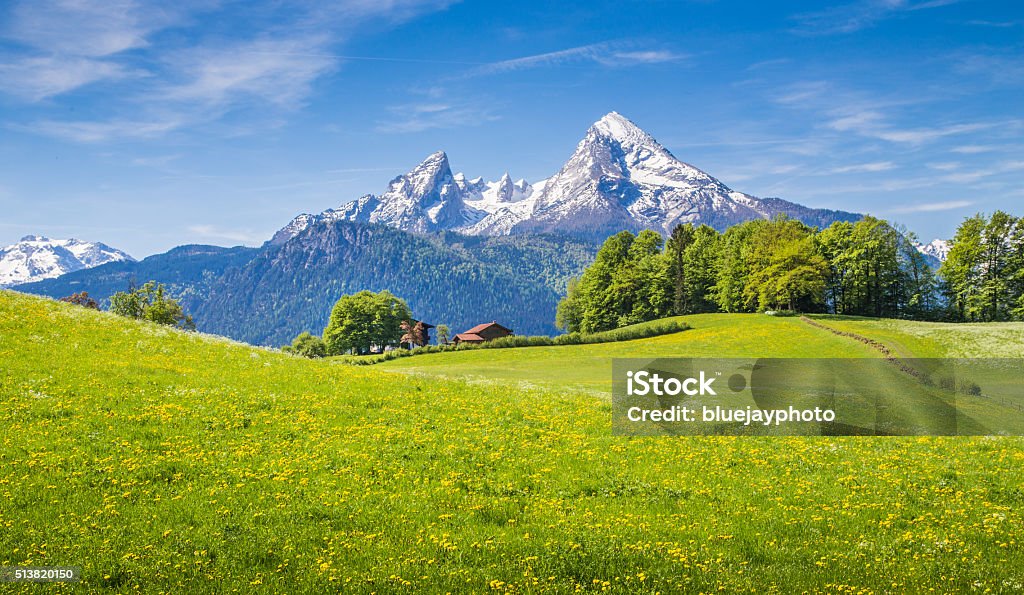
[{"left": 452, "top": 321, "right": 513, "bottom": 345}]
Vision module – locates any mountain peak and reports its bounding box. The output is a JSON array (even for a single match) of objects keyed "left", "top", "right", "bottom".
[
  {"left": 1, "top": 235, "right": 134, "bottom": 287},
  {"left": 590, "top": 111, "right": 656, "bottom": 146},
  {"left": 413, "top": 150, "right": 449, "bottom": 172},
  {"left": 419, "top": 150, "right": 448, "bottom": 164},
  {"left": 395, "top": 151, "right": 455, "bottom": 203}
]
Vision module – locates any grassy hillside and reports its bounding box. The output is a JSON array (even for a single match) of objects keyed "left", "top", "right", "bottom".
[
  {"left": 808, "top": 316, "right": 1024, "bottom": 359},
  {"left": 2, "top": 291, "right": 1023, "bottom": 592},
  {"left": 378, "top": 313, "right": 1024, "bottom": 393},
  {"left": 376, "top": 313, "right": 881, "bottom": 393}
]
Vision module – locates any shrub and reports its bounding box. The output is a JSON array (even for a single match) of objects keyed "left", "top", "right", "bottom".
[
  {"left": 59, "top": 291, "right": 99, "bottom": 309},
  {"left": 109, "top": 281, "right": 195, "bottom": 330},
  {"left": 283, "top": 332, "right": 327, "bottom": 358}
]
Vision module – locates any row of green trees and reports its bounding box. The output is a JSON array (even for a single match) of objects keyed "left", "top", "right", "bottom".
[{"left": 557, "top": 212, "right": 1024, "bottom": 333}]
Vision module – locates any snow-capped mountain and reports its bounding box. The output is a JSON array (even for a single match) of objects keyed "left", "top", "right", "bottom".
[
  {"left": 0, "top": 235, "right": 134, "bottom": 287},
  {"left": 915, "top": 239, "right": 950, "bottom": 263},
  {"left": 272, "top": 112, "right": 859, "bottom": 244}
]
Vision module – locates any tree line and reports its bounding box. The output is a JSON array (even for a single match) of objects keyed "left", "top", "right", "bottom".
[{"left": 557, "top": 212, "right": 1024, "bottom": 333}]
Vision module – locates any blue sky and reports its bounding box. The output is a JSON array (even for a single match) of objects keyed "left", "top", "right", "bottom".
[{"left": 1, "top": 0, "right": 1021, "bottom": 257}]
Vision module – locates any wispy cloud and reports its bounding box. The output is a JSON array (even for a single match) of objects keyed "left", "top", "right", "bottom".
[
  {"left": 965, "top": 19, "right": 1024, "bottom": 28},
  {"left": 953, "top": 51, "right": 1024, "bottom": 87},
  {"left": 392, "top": 41, "right": 685, "bottom": 133},
  {"left": 871, "top": 122, "right": 992, "bottom": 143},
  {"left": 0, "top": 56, "right": 135, "bottom": 101},
  {"left": 0, "top": 0, "right": 191, "bottom": 100},
  {"left": 888, "top": 200, "right": 973, "bottom": 214},
  {"left": 772, "top": 80, "right": 834, "bottom": 106},
  {"left": 951, "top": 144, "right": 997, "bottom": 154},
  {"left": 157, "top": 36, "right": 338, "bottom": 108},
  {"left": 791, "top": 0, "right": 962, "bottom": 35},
  {"left": 1, "top": 0, "right": 456, "bottom": 141},
  {"left": 454, "top": 42, "right": 685, "bottom": 79},
  {"left": 608, "top": 50, "right": 685, "bottom": 64},
  {"left": 4, "top": 0, "right": 181, "bottom": 57},
  {"left": 186, "top": 224, "right": 264, "bottom": 244},
  {"left": 937, "top": 160, "right": 1024, "bottom": 183},
  {"left": 830, "top": 161, "right": 896, "bottom": 173},
  {"left": 377, "top": 102, "right": 499, "bottom": 133},
  {"left": 25, "top": 117, "right": 187, "bottom": 143},
  {"left": 130, "top": 154, "right": 183, "bottom": 167},
  {"left": 746, "top": 58, "right": 792, "bottom": 71},
  {"left": 824, "top": 107, "right": 995, "bottom": 144}
]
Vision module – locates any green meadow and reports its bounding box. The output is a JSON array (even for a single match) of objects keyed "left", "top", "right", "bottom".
[
  {"left": 376, "top": 313, "right": 1024, "bottom": 393},
  {"left": 3, "top": 290, "right": 1024, "bottom": 593}
]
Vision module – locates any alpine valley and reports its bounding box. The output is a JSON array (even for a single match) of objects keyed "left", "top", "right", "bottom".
[{"left": 17, "top": 112, "right": 868, "bottom": 345}]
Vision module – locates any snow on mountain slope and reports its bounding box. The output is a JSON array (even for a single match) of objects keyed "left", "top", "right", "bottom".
[
  {"left": 270, "top": 154, "right": 542, "bottom": 244},
  {"left": 271, "top": 111, "right": 860, "bottom": 244},
  {"left": 915, "top": 239, "right": 951, "bottom": 263},
  {"left": 509, "top": 112, "right": 857, "bottom": 237},
  {"left": 0, "top": 235, "right": 134, "bottom": 287},
  {"left": 334, "top": 151, "right": 482, "bottom": 233}
]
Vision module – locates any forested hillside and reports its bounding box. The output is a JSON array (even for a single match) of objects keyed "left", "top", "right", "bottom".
[{"left": 195, "top": 221, "right": 597, "bottom": 345}]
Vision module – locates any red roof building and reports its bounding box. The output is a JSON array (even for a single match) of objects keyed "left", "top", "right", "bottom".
[{"left": 452, "top": 321, "right": 513, "bottom": 344}]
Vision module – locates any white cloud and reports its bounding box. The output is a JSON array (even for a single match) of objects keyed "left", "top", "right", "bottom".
[
  {"left": 607, "top": 50, "right": 686, "bottom": 65},
  {"left": 953, "top": 51, "right": 1024, "bottom": 87},
  {"left": 309, "top": 0, "right": 459, "bottom": 26},
  {"left": 27, "top": 117, "right": 186, "bottom": 143},
  {"left": 827, "top": 110, "right": 885, "bottom": 132},
  {"left": 0, "top": 0, "right": 192, "bottom": 100},
  {"left": 4, "top": 0, "right": 178, "bottom": 57},
  {"left": 872, "top": 123, "right": 991, "bottom": 143},
  {"left": 0, "top": 56, "right": 134, "bottom": 101},
  {"left": 888, "top": 200, "right": 973, "bottom": 214},
  {"left": 455, "top": 42, "right": 685, "bottom": 79},
  {"left": 2, "top": 0, "right": 456, "bottom": 138},
  {"left": 824, "top": 108, "right": 994, "bottom": 145},
  {"left": 462, "top": 44, "right": 610, "bottom": 77},
  {"left": 773, "top": 81, "right": 832, "bottom": 106},
  {"left": 377, "top": 102, "right": 499, "bottom": 133},
  {"left": 830, "top": 161, "right": 895, "bottom": 173},
  {"left": 951, "top": 144, "right": 996, "bottom": 154},
  {"left": 186, "top": 224, "right": 263, "bottom": 244},
  {"left": 130, "top": 154, "right": 182, "bottom": 167},
  {"left": 791, "top": 0, "right": 962, "bottom": 35},
  {"left": 938, "top": 161, "right": 1024, "bottom": 183},
  {"left": 965, "top": 20, "right": 1024, "bottom": 28},
  {"left": 158, "top": 36, "right": 337, "bottom": 108}
]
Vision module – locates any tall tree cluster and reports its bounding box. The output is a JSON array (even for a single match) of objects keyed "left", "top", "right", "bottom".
[
  {"left": 322, "top": 290, "right": 412, "bottom": 355},
  {"left": 557, "top": 212, "right": 1024, "bottom": 333},
  {"left": 939, "top": 211, "right": 1024, "bottom": 322},
  {"left": 556, "top": 230, "right": 671, "bottom": 333}
]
